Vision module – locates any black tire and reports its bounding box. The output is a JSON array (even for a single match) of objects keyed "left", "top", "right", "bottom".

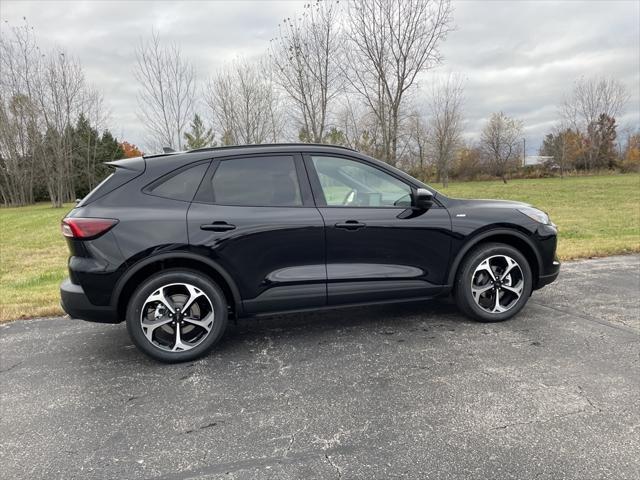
[
  {"left": 454, "top": 242, "right": 533, "bottom": 322},
  {"left": 126, "top": 269, "right": 228, "bottom": 363}
]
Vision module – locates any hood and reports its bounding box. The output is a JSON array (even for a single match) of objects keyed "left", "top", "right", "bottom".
[{"left": 447, "top": 197, "right": 531, "bottom": 210}]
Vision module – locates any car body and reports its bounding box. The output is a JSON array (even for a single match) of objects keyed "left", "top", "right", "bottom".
[{"left": 60, "top": 144, "right": 560, "bottom": 362}]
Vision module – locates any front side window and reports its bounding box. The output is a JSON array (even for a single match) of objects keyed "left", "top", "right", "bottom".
[
  {"left": 311, "top": 156, "right": 411, "bottom": 207},
  {"left": 211, "top": 156, "right": 302, "bottom": 207},
  {"left": 147, "top": 162, "right": 209, "bottom": 202}
]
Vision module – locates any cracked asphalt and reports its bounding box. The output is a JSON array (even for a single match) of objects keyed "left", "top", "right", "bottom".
[{"left": 1, "top": 255, "right": 639, "bottom": 479}]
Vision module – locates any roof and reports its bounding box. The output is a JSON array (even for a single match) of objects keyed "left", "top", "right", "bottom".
[
  {"left": 524, "top": 155, "right": 553, "bottom": 166},
  {"left": 144, "top": 143, "right": 357, "bottom": 160}
]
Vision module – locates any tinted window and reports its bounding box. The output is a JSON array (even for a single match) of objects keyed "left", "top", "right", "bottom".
[
  {"left": 148, "top": 162, "right": 209, "bottom": 202},
  {"left": 311, "top": 156, "right": 411, "bottom": 207},
  {"left": 212, "top": 156, "right": 302, "bottom": 206}
]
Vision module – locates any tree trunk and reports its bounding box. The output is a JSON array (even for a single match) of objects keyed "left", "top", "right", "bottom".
[{"left": 442, "top": 170, "right": 449, "bottom": 188}]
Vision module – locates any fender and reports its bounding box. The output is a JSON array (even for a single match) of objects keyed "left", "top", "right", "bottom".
[
  {"left": 446, "top": 228, "right": 543, "bottom": 287},
  {"left": 111, "top": 251, "right": 243, "bottom": 314}
]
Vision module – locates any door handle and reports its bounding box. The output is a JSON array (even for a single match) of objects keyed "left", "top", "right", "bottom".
[
  {"left": 200, "top": 221, "right": 236, "bottom": 232},
  {"left": 335, "top": 220, "right": 366, "bottom": 230}
]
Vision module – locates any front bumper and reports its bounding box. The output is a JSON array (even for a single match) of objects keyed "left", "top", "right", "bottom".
[
  {"left": 536, "top": 260, "right": 561, "bottom": 289},
  {"left": 60, "top": 278, "right": 119, "bottom": 323}
]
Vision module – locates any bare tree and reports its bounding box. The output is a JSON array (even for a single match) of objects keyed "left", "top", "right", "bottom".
[
  {"left": 336, "top": 98, "right": 381, "bottom": 157},
  {"left": 0, "top": 21, "right": 42, "bottom": 206},
  {"left": 1, "top": 21, "right": 87, "bottom": 207},
  {"left": 134, "top": 31, "right": 196, "bottom": 151},
  {"left": 36, "top": 50, "right": 87, "bottom": 206},
  {"left": 1, "top": 19, "right": 107, "bottom": 207},
  {"left": 345, "top": 0, "right": 453, "bottom": 165},
  {"left": 428, "top": 74, "right": 464, "bottom": 187},
  {"left": 480, "top": 112, "right": 523, "bottom": 184},
  {"left": 406, "top": 111, "right": 429, "bottom": 172},
  {"left": 205, "top": 59, "right": 283, "bottom": 145},
  {"left": 561, "top": 76, "right": 629, "bottom": 170},
  {"left": 270, "top": 0, "right": 342, "bottom": 143},
  {"left": 77, "top": 88, "right": 109, "bottom": 192}
]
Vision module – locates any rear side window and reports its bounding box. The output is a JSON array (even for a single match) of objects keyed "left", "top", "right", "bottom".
[
  {"left": 77, "top": 173, "right": 115, "bottom": 206},
  {"left": 211, "top": 156, "right": 302, "bottom": 207},
  {"left": 147, "top": 162, "right": 209, "bottom": 202},
  {"left": 77, "top": 156, "right": 146, "bottom": 206}
]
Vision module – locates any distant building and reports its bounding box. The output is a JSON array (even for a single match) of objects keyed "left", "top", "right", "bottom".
[{"left": 523, "top": 155, "right": 553, "bottom": 167}]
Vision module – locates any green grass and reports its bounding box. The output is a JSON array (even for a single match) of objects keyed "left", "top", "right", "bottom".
[
  {"left": 1, "top": 203, "right": 72, "bottom": 321},
  {"left": 0, "top": 173, "right": 638, "bottom": 322},
  {"left": 439, "top": 174, "right": 640, "bottom": 260}
]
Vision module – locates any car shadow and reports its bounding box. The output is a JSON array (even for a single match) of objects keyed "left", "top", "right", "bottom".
[
  {"left": 216, "top": 298, "right": 467, "bottom": 353},
  {"left": 79, "top": 298, "right": 468, "bottom": 365}
]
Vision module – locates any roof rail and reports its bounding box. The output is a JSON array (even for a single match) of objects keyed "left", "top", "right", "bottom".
[{"left": 186, "top": 143, "right": 358, "bottom": 154}]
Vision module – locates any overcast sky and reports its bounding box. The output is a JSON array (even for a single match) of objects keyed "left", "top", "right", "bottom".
[{"left": 2, "top": 0, "right": 639, "bottom": 153}]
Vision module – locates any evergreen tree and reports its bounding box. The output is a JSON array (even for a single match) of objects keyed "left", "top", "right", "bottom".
[
  {"left": 72, "top": 114, "right": 100, "bottom": 197},
  {"left": 298, "top": 127, "right": 312, "bottom": 143},
  {"left": 97, "top": 130, "right": 125, "bottom": 176},
  {"left": 184, "top": 114, "right": 215, "bottom": 149},
  {"left": 72, "top": 116, "right": 124, "bottom": 198},
  {"left": 323, "top": 127, "right": 346, "bottom": 145}
]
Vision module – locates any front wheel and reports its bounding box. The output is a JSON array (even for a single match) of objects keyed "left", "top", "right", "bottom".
[
  {"left": 454, "top": 243, "right": 533, "bottom": 322},
  {"left": 126, "top": 270, "right": 228, "bottom": 363}
]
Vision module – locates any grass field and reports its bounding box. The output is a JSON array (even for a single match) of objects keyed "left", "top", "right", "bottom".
[{"left": 1, "top": 173, "right": 639, "bottom": 322}]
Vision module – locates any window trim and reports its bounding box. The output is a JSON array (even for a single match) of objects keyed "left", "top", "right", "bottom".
[
  {"left": 142, "top": 159, "right": 212, "bottom": 203},
  {"left": 303, "top": 153, "right": 416, "bottom": 209},
  {"left": 192, "top": 153, "right": 314, "bottom": 208}
]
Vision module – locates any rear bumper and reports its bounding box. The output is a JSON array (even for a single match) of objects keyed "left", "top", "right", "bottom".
[
  {"left": 60, "top": 278, "right": 119, "bottom": 323},
  {"left": 536, "top": 260, "right": 561, "bottom": 289}
]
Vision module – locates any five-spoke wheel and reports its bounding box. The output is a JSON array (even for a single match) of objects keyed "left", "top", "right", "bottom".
[{"left": 126, "top": 270, "right": 228, "bottom": 362}]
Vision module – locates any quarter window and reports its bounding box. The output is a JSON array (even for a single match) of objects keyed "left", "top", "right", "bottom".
[
  {"left": 147, "top": 162, "right": 209, "bottom": 202},
  {"left": 311, "top": 156, "right": 411, "bottom": 207},
  {"left": 211, "top": 156, "right": 302, "bottom": 207}
]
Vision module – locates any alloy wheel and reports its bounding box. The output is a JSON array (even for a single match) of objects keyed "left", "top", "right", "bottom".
[
  {"left": 470, "top": 254, "right": 525, "bottom": 314},
  {"left": 140, "top": 283, "right": 215, "bottom": 352}
]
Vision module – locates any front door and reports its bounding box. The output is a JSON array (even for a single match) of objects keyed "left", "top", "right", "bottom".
[
  {"left": 304, "top": 154, "right": 452, "bottom": 306},
  {"left": 188, "top": 154, "right": 326, "bottom": 314}
]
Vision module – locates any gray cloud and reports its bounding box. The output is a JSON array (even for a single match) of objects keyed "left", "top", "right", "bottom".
[
  {"left": 431, "top": 0, "right": 640, "bottom": 150},
  {"left": 2, "top": 0, "right": 638, "bottom": 153}
]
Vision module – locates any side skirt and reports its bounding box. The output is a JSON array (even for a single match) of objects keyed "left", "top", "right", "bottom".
[{"left": 243, "top": 292, "right": 451, "bottom": 319}]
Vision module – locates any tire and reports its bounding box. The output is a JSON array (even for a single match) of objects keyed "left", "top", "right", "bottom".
[
  {"left": 454, "top": 242, "right": 533, "bottom": 322},
  {"left": 126, "top": 269, "right": 228, "bottom": 363}
]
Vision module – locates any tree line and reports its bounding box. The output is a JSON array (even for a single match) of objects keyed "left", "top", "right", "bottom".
[
  {"left": 0, "top": 22, "right": 145, "bottom": 207},
  {"left": 1, "top": 0, "right": 637, "bottom": 207},
  {"left": 136, "top": 0, "right": 636, "bottom": 186}
]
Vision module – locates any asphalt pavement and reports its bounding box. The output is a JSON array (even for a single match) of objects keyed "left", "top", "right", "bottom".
[{"left": 1, "top": 255, "right": 639, "bottom": 479}]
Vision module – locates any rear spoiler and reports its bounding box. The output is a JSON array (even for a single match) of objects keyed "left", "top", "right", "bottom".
[
  {"left": 105, "top": 156, "right": 145, "bottom": 172},
  {"left": 76, "top": 157, "right": 146, "bottom": 207}
]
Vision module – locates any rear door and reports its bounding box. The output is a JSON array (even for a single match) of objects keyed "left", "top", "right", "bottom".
[
  {"left": 304, "top": 154, "right": 452, "bottom": 306},
  {"left": 187, "top": 154, "right": 326, "bottom": 314}
]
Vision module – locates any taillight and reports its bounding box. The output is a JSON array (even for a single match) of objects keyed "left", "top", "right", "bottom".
[{"left": 61, "top": 218, "right": 118, "bottom": 239}]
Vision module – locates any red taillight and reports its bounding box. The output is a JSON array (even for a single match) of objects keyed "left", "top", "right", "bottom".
[{"left": 61, "top": 218, "right": 118, "bottom": 239}]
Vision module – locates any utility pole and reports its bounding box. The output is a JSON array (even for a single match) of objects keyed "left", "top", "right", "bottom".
[
  {"left": 522, "top": 137, "right": 526, "bottom": 166},
  {"left": 560, "top": 133, "right": 565, "bottom": 179}
]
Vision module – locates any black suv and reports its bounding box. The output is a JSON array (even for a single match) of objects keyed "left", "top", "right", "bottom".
[{"left": 60, "top": 144, "right": 559, "bottom": 362}]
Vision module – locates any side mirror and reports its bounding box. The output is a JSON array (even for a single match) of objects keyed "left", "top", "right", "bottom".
[{"left": 413, "top": 188, "right": 434, "bottom": 210}]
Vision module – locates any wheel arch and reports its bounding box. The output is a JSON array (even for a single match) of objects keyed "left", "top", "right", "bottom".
[
  {"left": 113, "top": 252, "right": 242, "bottom": 322},
  {"left": 447, "top": 228, "right": 542, "bottom": 288}
]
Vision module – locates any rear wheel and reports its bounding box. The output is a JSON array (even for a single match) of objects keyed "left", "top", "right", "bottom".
[
  {"left": 454, "top": 243, "right": 533, "bottom": 322},
  {"left": 126, "top": 270, "right": 228, "bottom": 362}
]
